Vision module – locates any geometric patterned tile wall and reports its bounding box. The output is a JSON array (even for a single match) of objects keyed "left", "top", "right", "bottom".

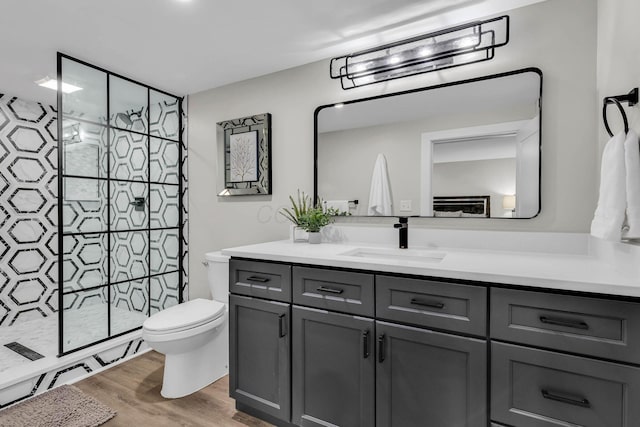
[
  {"left": 0, "top": 94, "right": 58, "bottom": 326},
  {"left": 0, "top": 92, "right": 189, "bottom": 328}
]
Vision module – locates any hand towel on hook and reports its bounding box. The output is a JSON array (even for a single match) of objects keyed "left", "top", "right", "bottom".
[
  {"left": 623, "top": 129, "right": 640, "bottom": 239},
  {"left": 591, "top": 131, "right": 626, "bottom": 241}
]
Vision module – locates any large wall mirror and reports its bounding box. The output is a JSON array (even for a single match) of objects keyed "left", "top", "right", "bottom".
[{"left": 315, "top": 68, "right": 542, "bottom": 219}]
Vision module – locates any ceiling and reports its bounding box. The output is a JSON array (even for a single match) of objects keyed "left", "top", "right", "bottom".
[{"left": 0, "top": 0, "right": 546, "bottom": 106}]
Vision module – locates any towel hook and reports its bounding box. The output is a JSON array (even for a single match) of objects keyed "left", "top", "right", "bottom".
[{"left": 603, "top": 88, "right": 638, "bottom": 137}]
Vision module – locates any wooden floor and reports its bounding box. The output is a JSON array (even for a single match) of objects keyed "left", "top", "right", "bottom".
[{"left": 74, "top": 351, "right": 273, "bottom": 427}]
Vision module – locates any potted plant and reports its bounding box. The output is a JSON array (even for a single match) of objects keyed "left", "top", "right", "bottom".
[
  {"left": 280, "top": 190, "right": 311, "bottom": 242},
  {"left": 297, "top": 206, "right": 334, "bottom": 244},
  {"left": 280, "top": 191, "right": 336, "bottom": 243}
]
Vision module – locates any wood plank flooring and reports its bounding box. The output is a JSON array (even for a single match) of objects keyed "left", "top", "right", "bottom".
[{"left": 74, "top": 350, "right": 273, "bottom": 427}]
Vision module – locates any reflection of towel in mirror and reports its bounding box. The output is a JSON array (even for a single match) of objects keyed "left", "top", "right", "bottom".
[
  {"left": 368, "top": 153, "right": 393, "bottom": 216},
  {"left": 591, "top": 131, "right": 626, "bottom": 240},
  {"left": 623, "top": 130, "right": 640, "bottom": 239}
]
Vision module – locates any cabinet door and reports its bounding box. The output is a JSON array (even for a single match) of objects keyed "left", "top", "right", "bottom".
[
  {"left": 229, "top": 294, "right": 291, "bottom": 422},
  {"left": 376, "top": 321, "right": 487, "bottom": 427},
  {"left": 292, "top": 306, "right": 375, "bottom": 427}
]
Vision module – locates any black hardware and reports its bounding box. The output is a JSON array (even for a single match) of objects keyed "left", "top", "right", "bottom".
[
  {"left": 362, "top": 330, "right": 370, "bottom": 359},
  {"left": 393, "top": 216, "right": 409, "bottom": 249},
  {"left": 378, "top": 334, "right": 386, "bottom": 363},
  {"left": 317, "top": 286, "right": 344, "bottom": 294},
  {"left": 603, "top": 88, "right": 638, "bottom": 137},
  {"left": 129, "top": 197, "right": 145, "bottom": 212},
  {"left": 278, "top": 314, "right": 287, "bottom": 338},
  {"left": 246, "top": 276, "right": 270, "bottom": 283},
  {"left": 541, "top": 389, "right": 591, "bottom": 408},
  {"left": 410, "top": 298, "right": 445, "bottom": 309},
  {"left": 329, "top": 15, "right": 509, "bottom": 90},
  {"left": 539, "top": 316, "right": 589, "bottom": 330}
]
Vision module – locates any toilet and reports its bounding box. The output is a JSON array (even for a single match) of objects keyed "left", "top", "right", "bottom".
[{"left": 142, "top": 251, "right": 229, "bottom": 398}]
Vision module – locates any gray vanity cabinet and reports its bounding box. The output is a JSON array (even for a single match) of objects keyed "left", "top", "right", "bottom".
[
  {"left": 491, "top": 341, "right": 640, "bottom": 427},
  {"left": 229, "top": 294, "right": 291, "bottom": 422},
  {"left": 376, "top": 321, "right": 487, "bottom": 427},
  {"left": 291, "top": 305, "right": 375, "bottom": 427}
]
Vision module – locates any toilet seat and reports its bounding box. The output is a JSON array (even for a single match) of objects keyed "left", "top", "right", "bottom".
[{"left": 143, "top": 298, "right": 226, "bottom": 335}]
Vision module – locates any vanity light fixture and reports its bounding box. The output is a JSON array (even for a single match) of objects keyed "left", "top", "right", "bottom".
[
  {"left": 330, "top": 15, "right": 509, "bottom": 90},
  {"left": 35, "top": 77, "right": 82, "bottom": 94}
]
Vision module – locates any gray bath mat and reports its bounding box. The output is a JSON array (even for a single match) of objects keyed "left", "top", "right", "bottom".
[{"left": 0, "top": 384, "right": 116, "bottom": 427}]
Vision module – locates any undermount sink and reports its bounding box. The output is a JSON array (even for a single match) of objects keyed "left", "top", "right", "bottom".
[{"left": 339, "top": 247, "right": 446, "bottom": 264}]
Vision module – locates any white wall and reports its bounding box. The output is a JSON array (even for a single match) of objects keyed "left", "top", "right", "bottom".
[
  {"left": 597, "top": 0, "right": 640, "bottom": 142},
  {"left": 188, "top": 0, "right": 597, "bottom": 298}
]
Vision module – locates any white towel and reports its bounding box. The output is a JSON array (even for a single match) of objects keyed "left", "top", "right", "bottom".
[
  {"left": 591, "top": 131, "right": 627, "bottom": 241},
  {"left": 623, "top": 129, "right": 640, "bottom": 239},
  {"left": 324, "top": 200, "right": 349, "bottom": 213},
  {"left": 367, "top": 153, "right": 393, "bottom": 216}
]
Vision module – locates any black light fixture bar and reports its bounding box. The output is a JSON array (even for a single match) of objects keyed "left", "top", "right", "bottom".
[{"left": 330, "top": 15, "right": 509, "bottom": 90}]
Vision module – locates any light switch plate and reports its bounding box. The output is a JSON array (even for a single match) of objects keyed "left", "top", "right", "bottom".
[{"left": 400, "top": 200, "right": 412, "bottom": 211}]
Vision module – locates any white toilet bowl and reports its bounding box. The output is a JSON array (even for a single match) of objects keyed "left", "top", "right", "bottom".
[{"left": 142, "top": 252, "right": 229, "bottom": 398}]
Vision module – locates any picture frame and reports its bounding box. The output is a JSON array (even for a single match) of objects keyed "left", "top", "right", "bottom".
[{"left": 217, "top": 113, "right": 272, "bottom": 196}]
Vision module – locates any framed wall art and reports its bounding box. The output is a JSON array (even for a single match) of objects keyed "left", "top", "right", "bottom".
[{"left": 217, "top": 113, "right": 271, "bottom": 196}]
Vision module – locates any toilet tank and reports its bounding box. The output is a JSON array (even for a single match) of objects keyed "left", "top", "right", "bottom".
[{"left": 204, "top": 251, "right": 230, "bottom": 304}]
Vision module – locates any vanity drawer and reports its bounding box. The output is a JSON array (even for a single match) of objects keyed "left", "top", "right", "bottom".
[
  {"left": 292, "top": 266, "right": 374, "bottom": 316},
  {"left": 229, "top": 259, "right": 292, "bottom": 302},
  {"left": 376, "top": 275, "right": 487, "bottom": 336},
  {"left": 491, "top": 288, "right": 640, "bottom": 363},
  {"left": 491, "top": 341, "right": 640, "bottom": 427}
]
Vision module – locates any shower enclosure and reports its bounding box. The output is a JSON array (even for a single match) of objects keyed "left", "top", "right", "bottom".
[{"left": 58, "top": 54, "right": 184, "bottom": 355}]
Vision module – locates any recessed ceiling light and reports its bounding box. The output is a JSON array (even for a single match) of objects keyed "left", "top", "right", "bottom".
[{"left": 35, "top": 77, "right": 83, "bottom": 94}]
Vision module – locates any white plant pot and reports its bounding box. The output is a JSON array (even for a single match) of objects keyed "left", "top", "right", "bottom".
[
  {"left": 290, "top": 225, "right": 309, "bottom": 242},
  {"left": 308, "top": 232, "right": 321, "bottom": 244}
]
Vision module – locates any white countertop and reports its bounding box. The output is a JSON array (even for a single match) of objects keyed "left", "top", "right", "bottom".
[{"left": 222, "top": 238, "right": 640, "bottom": 297}]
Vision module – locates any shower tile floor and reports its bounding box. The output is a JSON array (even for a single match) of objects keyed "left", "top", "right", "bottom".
[{"left": 0, "top": 305, "right": 147, "bottom": 374}]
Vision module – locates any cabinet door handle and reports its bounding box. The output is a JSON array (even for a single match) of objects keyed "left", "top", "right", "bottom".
[
  {"left": 541, "top": 389, "right": 591, "bottom": 408},
  {"left": 246, "top": 275, "right": 270, "bottom": 283},
  {"left": 278, "top": 314, "right": 287, "bottom": 337},
  {"left": 362, "top": 330, "right": 370, "bottom": 359},
  {"left": 410, "top": 298, "right": 445, "bottom": 309},
  {"left": 317, "top": 286, "right": 344, "bottom": 294},
  {"left": 539, "top": 316, "right": 589, "bottom": 330},
  {"left": 378, "top": 334, "right": 385, "bottom": 363}
]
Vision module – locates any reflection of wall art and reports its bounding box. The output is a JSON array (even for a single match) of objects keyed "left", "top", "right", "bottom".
[
  {"left": 217, "top": 113, "right": 271, "bottom": 196},
  {"left": 229, "top": 130, "right": 258, "bottom": 183}
]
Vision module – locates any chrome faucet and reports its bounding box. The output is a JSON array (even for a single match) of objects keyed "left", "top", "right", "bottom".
[{"left": 393, "top": 217, "right": 408, "bottom": 249}]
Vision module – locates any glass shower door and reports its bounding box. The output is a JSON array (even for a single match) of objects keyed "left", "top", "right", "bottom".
[{"left": 58, "top": 55, "right": 183, "bottom": 355}]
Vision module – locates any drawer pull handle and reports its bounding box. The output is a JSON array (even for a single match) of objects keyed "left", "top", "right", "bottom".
[
  {"left": 541, "top": 389, "right": 591, "bottom": 408},
  {"left": 378, "top": 334, "right": 386, "bottom": 363},
  {"left": 246, "top": 275, "right": 270, "bottom": 283},
  {"left": 317, "top": 286, "right": 344, "bottom": 294},
  {"left": 362, "top": 330, "right": 370, "bottom": 359},
  {"left": 278, "top": 314, "right": 287, "bottom": 337},
  {"left": 410, "top": 298, "right": 445, "bottom": 309},
  {"left": 539, "top": 316, "right": 589, "bottom": 330}
]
